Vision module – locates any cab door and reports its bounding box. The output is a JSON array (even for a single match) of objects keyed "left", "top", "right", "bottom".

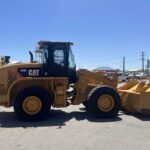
[{"left": 53, "top": 48, "right": 68, "bottom": 77}]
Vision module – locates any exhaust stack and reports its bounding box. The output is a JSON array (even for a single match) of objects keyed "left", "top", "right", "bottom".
[{"left": 29, "top": 51, "right": 33, "bottom": 63}]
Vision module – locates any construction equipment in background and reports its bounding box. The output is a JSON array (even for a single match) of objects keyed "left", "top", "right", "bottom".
[
  {"left": 119, "top": 80, "right": 150, "bottom": 115},
  {"left": 0, "top": 41, "right": 121, "bottom": 121},
  {"left": 0, "top": 56, "right": 10, "bottom": 66}
]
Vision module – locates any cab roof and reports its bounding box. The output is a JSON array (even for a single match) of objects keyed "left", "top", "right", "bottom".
[{"left": 38, "top": 40, "right": 73, "bottom": 46}]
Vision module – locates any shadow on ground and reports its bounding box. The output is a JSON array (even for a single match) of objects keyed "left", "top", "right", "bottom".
[
  {"left": 0, "top": 106, "right": 122, "bottom": 128},
  {"left": 123, "top": 111, "right": 150, "bottom": 121}
]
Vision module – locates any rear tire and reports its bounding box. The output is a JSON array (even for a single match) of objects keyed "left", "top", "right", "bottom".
[
  {"left": 87, "top": 85, "right": 121, "bottom": 118},
  {"left": 14, "top": 87, "right": 51, "bottom": 121}
]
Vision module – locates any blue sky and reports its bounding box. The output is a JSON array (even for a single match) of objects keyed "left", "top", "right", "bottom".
[{"left": 0, "top": 0, "right": 150, "bottom": 70}]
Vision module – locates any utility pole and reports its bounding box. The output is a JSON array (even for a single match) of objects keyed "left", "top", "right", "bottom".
[
  {"left": 123, "top": 56, "right": 125, "bottom": 76},
  {"left": 141, "top": 51, "right": 145, "bottom": 73},
  {"left": 147, "top": 59, "right": 150, "bottom": 77}
]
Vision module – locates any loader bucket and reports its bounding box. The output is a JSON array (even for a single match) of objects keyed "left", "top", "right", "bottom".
[{"left": 118, "top": 80, "right": 150, "bottom": 115}]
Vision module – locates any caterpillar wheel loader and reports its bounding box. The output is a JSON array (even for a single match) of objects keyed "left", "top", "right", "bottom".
[{"left": 0, "top": 41, "right": 121, "bottom": 121}]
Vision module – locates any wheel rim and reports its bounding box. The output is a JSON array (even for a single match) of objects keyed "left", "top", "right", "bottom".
[
  {"left": 97, "top": 94, "right": 115, "bottom": 112},
  {"left": 23, "top": 96, "right": 42, "bottom": 115}
]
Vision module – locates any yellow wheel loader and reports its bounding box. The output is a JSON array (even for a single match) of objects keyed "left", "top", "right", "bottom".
[{"left": 0, "top": 41, "right": 121, "bottom": 121}]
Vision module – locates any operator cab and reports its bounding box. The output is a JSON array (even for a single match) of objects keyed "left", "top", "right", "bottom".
[{"left": 36, "top": 41, "right": 76, "bottom": 83}]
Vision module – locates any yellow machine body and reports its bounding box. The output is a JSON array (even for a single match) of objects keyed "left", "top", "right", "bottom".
[
  {"left": 0, "top": 63, "right": 117, "bottom": 108},
  {"left": 73, "top": 69, "right": 118, "bottom": 105},
  {"left": 0, "top": 63, "right": 68, "bottom": 108},
  {"left": 119, "top": 81, "right": 150, "bottom": 115}
]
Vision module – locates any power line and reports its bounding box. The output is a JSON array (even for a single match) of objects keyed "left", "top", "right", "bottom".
[
  {"left": 77, "top": 51, "right": 147, "bottom": 70},
  {"left": 78, "top": 51, "right": 140, "bottom": 65}
]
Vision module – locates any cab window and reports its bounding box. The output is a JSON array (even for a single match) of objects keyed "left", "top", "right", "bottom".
[
  {"left": 69, "top": 48, "right": 76, "bottom": 68},
  {"left": 54, "top": 50, "right": 65, "bottom": 67}
]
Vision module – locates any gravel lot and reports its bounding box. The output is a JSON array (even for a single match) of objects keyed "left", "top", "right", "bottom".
[{"left": 0, "top": 105, "right": 150, "bottom": 150}]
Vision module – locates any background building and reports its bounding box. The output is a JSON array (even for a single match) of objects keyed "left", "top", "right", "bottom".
[{"left": 93, "top": 66, "right": 119, "bottom": 73}]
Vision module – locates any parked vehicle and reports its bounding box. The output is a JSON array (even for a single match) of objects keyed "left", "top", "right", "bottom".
[
  {"left": 117, "top": 72, "right": 128, "bottom": 82},
  {"left": 135, "top": 73, "right": 146, "bottom": 79}
]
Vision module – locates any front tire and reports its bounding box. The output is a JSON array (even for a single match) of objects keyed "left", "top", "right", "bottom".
[
  {"left": 14, "top": 87, "right": 51, "bottom": 121},
  {"left": 87, "top": 85, "right": 121, "bottom": 118}
]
